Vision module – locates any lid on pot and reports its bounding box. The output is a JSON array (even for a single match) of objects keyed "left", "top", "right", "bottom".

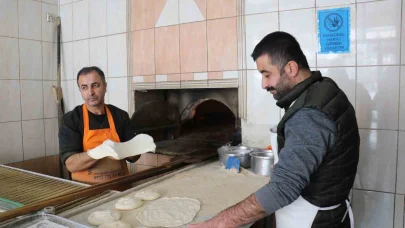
[{"left": 250, "top": 151, "right": 274, "bottom": 159}]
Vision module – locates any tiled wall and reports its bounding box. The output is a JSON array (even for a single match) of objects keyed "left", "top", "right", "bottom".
[
  {"left": 59, "top": 0, "right": 130, "bottom": 113},
  {"left": 130, "top": 0, "right": 240, "bottom": 91},
  {"left": 0, "top": 0, "right": 59, "bottom": 164},
  {"left": 239, "top": 0, "right": 405, "bottom": 227}
]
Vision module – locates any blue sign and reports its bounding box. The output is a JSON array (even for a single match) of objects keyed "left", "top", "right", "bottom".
[{"left": 318, "top": 8, "right": 350, "bottom": 54}]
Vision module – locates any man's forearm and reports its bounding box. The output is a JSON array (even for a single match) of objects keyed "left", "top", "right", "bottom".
[
  {"left": 190, "top": 194, "right": 266, "bottom": 228},
  {"left": 65, "top": 152, "right": 97, "bottom": 172}
]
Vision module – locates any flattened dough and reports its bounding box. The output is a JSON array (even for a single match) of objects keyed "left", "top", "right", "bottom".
[
  {"left": 137, "top": 197, "right": 200, "bottom": 227},
  {"left": 132, "top": 190, "right": 161, "bottom": 201},
  {"left": 98, "top": 220, "right": 131, "bottom": 228},
  {"left": 88, "top": 209, "right": 121, "bottom": 226},
  {"left": 88, "top": 134, "right": 156, "bottom": 160},
  {"left": 115, "top": 197, "right": 143, "bottom": 210}
]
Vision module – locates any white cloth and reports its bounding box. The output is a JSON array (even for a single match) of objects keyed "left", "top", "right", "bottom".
[
  {"left": 87, "top": 134, "right": 156, "bottom": 160},
  {"left": 275, "top": 196, "right": 354, "bottom": 228}
]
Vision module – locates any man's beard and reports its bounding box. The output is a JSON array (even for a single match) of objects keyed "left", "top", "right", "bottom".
[{"left": 266, "top": 74, "right": 294, "bottom": 100}]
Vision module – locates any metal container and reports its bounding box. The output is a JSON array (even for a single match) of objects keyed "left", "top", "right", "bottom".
[
  {"left": 217, "top": 146, "right": 252, "bottom": 168},
  {"left": 0, "top": 212, "right": 92, "bottom": 228},
  {"left": 250, "top": 150, "right": 275, "bottom": 176}
]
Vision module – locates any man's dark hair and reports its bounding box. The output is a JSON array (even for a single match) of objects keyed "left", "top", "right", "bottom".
[
  {"left": 251, "top": 31, "right": 310, "bottom": 73},
  {"left": 76, "top": 66, "right": 106, "bottom": 85}
]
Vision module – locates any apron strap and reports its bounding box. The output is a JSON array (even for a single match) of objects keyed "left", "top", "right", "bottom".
[{"left": 341, "top": 199, "right": 354, "bottom": 228}]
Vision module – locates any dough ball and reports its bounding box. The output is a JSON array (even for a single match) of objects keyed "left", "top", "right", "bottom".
[
  {"left": 132, "top": 190, "right": 161, "bottom": 201},
  {"left": 115, "top": 197, "right": 143, "bottom": 211},
  {"left": 88, "top": 209, "right": 121, "bottom": 226},
  {"left": 98, "top": 220, "right": 131, "bottom": 228}
]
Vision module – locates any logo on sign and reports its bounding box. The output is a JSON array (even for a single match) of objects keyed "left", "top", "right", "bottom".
[{"left": 324, "top": 13, "right": 343, "bottom": 32}]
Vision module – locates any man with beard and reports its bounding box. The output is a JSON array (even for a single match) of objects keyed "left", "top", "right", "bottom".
[
  {"left": 189, "top": 32, "right": 359, "bottom": 228},
  {"left": 59, "top": 66, "right": 140, "bottom": 184}
]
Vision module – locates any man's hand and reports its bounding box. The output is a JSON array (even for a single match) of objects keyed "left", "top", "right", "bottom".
[{"left": 188, "top": 194, "right": 266, "bottom": 228}]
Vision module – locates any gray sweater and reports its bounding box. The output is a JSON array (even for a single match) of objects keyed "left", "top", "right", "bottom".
[{"left": 255, "top": 108, "right": 337, "bottom": 214}]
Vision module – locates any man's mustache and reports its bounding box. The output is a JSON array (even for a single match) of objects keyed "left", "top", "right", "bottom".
[{"left": 266, "top": 87, "right": 275, "bottom": 92}]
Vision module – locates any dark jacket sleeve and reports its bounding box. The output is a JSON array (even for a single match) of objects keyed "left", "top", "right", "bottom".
[{"left": 58, "top": 111, "right": 83, "bottom": 165}]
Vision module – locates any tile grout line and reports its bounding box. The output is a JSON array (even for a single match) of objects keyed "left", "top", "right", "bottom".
[{"left": 17, "top": 0, "right": 25, "bottom": 162}]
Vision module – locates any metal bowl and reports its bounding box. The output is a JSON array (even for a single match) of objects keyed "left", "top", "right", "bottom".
[
  {"left": 217, "top": 146, "right": 252, "bottom": 168},
  {"left": 250, "top": 150, "right": 275, "bottom": 176}
]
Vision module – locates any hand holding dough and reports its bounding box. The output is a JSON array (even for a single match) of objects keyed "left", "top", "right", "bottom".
[{"left": 87, "top": 134, "right": 156, "bottom": 160}]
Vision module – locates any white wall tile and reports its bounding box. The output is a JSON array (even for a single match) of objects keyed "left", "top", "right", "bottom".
[
  {"left": 241, "top": 119, "right": 271, "bottom": 149},
  {"left": 357, "top": 0, "right": 401, "bottom": 66},
  {"left": 0, "top": 80, "right": 21, "bottom": 122},
  {"left": 179, "top": 0, "right": 204, "bottom": 24},
  {"left": 402, "top": 0, "right": 405, "bottom": 65},
  {"left": 18, "top": 0, "right": 41, "bottom": 40},
  {"left": 60, "top": 4, "right": 73, "bottom": 42},
  {"left": 62, "top": 42, "right": 74, "bottom": 80},
  {"left": 89, "top": 0, "right": 107, "bottom": 38},
  {"left": 245, "top": 0, "right": 278, "bottom": 15},
  {"left": 42, "top": 42, "right": 57, "bottom": 81},
  {"left": 0, "top": 37, "right": 19, "bottom": 80},
  {"left": 108, "top": 77, "right": 128, "bottom": 112},
  {"left": 223, "top": 71, "right": 239, "bottom": 79},
  {"left": 394, "top": 194, "right": 404, "bottom": 228},
  {"left": 42, "top": 3, "right": 58, "bottom": 42},
  {"left": 60, "top": 0, "right": 72, "bottom": 5},
  {"left": 156, "top": 0, "right": 178, "bottom": 27},
  {"left": 279, "top": 0, "right": 314, "bottom": 11},
  {"left": 156, "top": 75, "right": 168, "bottom": 82},
  {"left": 44, "top": 118, "right": 59, "bottom": 156},
  {"left": 316, "top": 0, "right": 355, "bottom": 7},
  {"left": 107, "top": 0, "right": 127, "bottom": 35},
  {"left": 133, "top": 76, "right": 144, "bottom": 83},
  {"left": 280, "top": 8, "right": 316, "bottom": 68},
  {"left": 318, "top": 67, "right": 356, "bottom": 106},
  {"left": 397, "top": 132, "right": 405, "bottom": 194},
  {"left": 42, "top": 0, "right": 58, "bottom": 5},
  {"left": 43, "top": 81, "right": 58, "bottom": 118},
  {"left": 194, "top": 72, "right": 208, "bottom": 80},
  {"left": 0, "top": 0, "right": 18, "bottom": 37},
  {"left": 356, "top": 66, "right": 399, "bottom": 130},
  {"left": 73, "top": 0, "right": 89, "bottom": 40},
  {"left": 354, "top": 130, "right": 397, "bottom": 193},
  {"left": 245, "top": 13, "right": 278, "bottom": 70},
  {"left": 246, "top": 70, "right": 280, "bottom": 125},
  {"left": 20, "top": 80, "right": 44, "bottom": 120},
  {"left": 61, "top": 80, "right": 76, "bottom": 112},
  {"left": 352, "top": 190, "right": 394, "bottom": 228},
  {"left": 22, "top": 119, "right": 45, "bottom": 160},
  {"left": 73, "top": 40, "right": 90, "bottom": 77},
  {"left": 73, "top": 81, "right": 83, "bottom": 106},
  {"left": 316, "top": 5, "right": 356, "bottom": 67},
  {"left": 107, "top": 34, "right": 127, "bottom": 77},
  {"left": 400, "top": 67, "right": 405, "bottom": 130},
  {"left": 0, "top": 122, "right": 23, "bottom": 164},
  {"left": 19, "top": 40, "right": 43, "bottom": 80},
  {"left": 89, "top": 37, "right": 108, "bottom": 74}
]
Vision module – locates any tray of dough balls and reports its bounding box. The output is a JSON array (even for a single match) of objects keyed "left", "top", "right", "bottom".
[{"left": 61, "top": 161, "right": 270, "bottom": 228}]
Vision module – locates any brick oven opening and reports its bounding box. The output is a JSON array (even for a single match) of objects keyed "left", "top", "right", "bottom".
[{"left": 130, "top": 88, "right": 240, "bottom": 156}]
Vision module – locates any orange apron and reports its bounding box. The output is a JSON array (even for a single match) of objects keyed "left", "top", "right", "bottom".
[{"left": 71, "top": 104, "right": 129, "bottom": 184}]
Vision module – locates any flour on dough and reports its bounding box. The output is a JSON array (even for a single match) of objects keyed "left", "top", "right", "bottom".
[
  {"left": 98, "top": 220, "right": 131, "bottom": 228},
  {"left": 132, "top": 189, "right": 161, "bottom": 201},
  {"left": 87, "top": 209, "right": 121, "bottom": 226},
  {"left": 115, "top": 197, "right": 143, "bottom": 210},
  {"left": 137, "top": 197, "right": 200, "bottom": 227}
]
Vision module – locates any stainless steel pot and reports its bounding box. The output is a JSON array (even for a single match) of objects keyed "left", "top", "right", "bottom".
[
  {"left": 217, "top": 146, "right": 252, "bottom": 168},
  {"left": 250, "top": 150, "right": 274, "bottom": 176}
]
